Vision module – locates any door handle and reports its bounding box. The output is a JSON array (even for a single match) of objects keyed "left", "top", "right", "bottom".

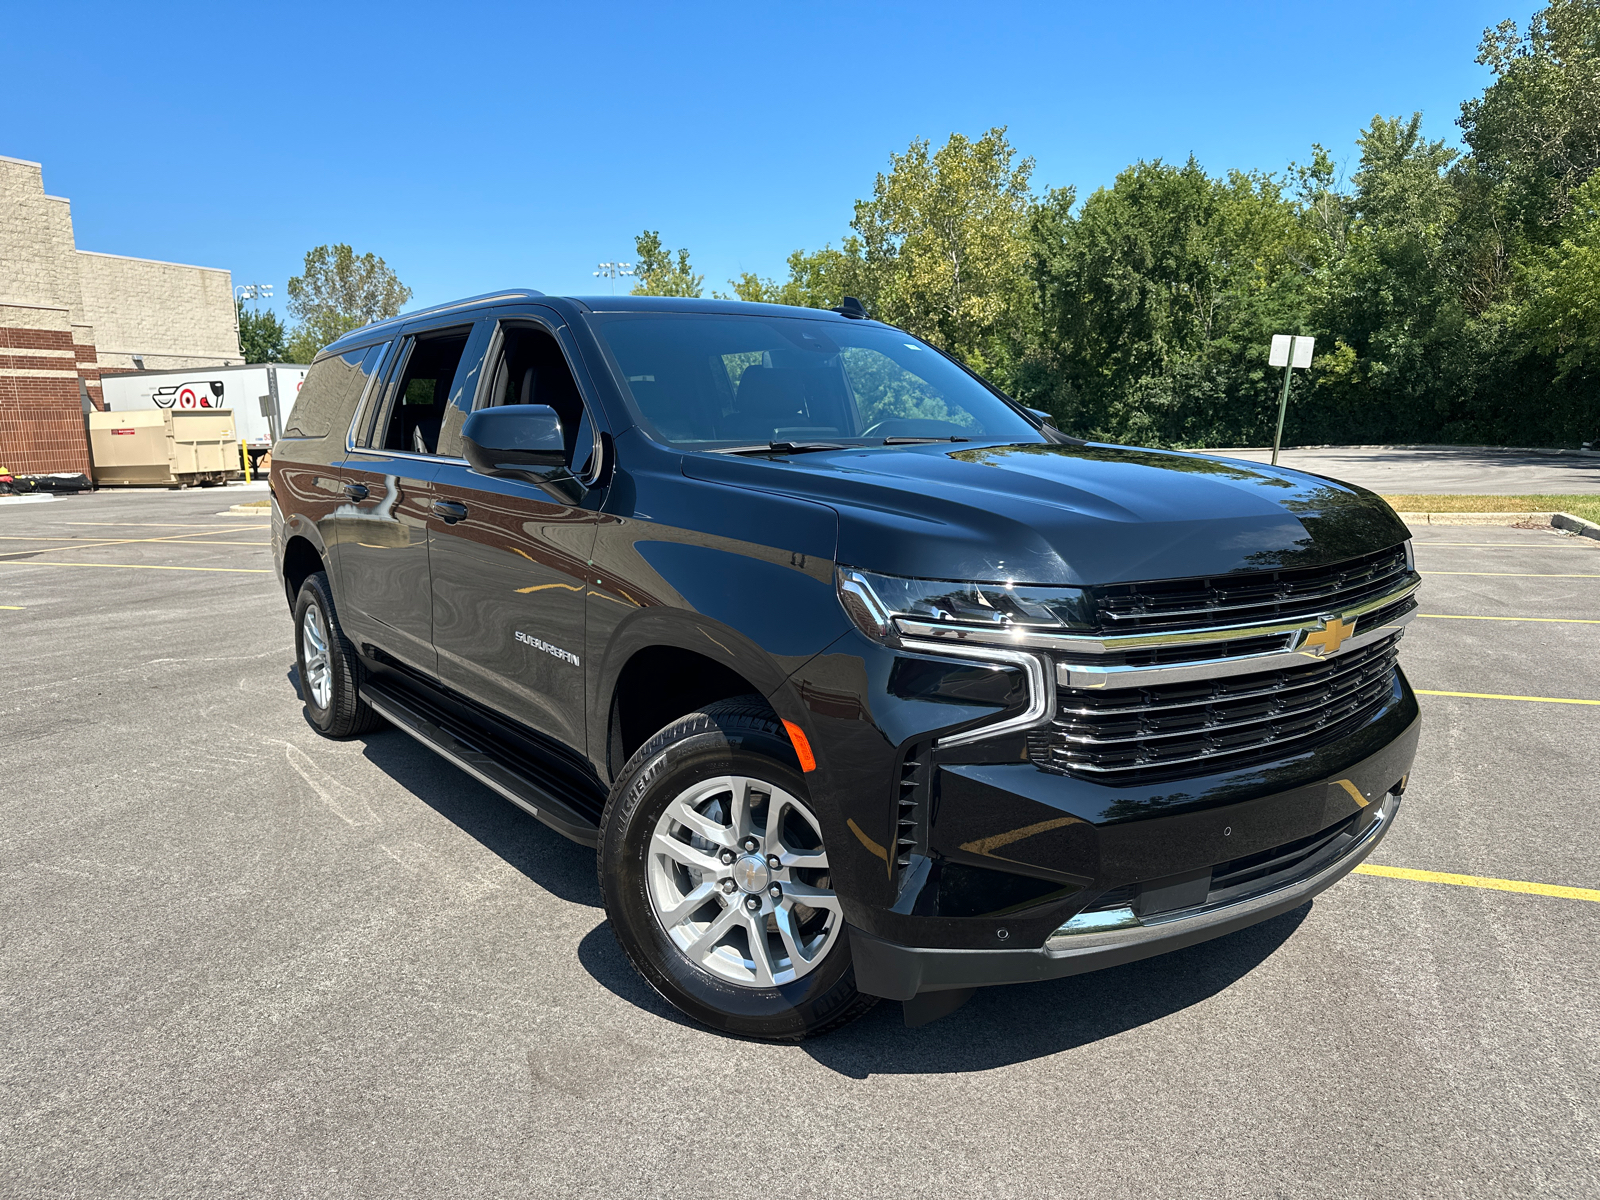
[
  {"left": 343, "top": 482, "right": 369, "bottom": 501},
  {"left": 432, "top": 500, "right": 469, "bottom": 525}
]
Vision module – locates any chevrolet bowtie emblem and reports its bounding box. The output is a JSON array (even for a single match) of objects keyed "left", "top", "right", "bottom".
[{"left": 1303, "top": 616, "right": 1356, "bottom": 656}]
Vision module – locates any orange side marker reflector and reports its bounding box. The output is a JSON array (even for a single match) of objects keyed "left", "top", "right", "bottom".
[{"left": 782, "top": 719, "right": 817, "bottom": 772}]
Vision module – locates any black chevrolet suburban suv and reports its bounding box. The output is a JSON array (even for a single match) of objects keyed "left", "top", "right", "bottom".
[{"left": 271, "top": 290, "right": 1420, "bottom": 1038}]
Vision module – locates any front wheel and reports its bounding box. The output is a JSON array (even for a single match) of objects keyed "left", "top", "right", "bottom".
[{"left": 599, "top": 697, "right": 876, "bottom": 1040}]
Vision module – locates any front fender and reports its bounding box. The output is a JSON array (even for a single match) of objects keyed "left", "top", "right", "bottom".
[{"left": 585, "top": 457, "right": 850, "bottom": 775}]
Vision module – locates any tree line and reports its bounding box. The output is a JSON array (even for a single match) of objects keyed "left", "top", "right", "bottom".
[
  {"left": 632, "top": 1, "right": 1600, "bottom": 449},
  {"left": 240, "top": 2, "right": 1597, "bottom": 449},
  {"left": 237, "top": 244, "right": 413, "bottom": 366}
]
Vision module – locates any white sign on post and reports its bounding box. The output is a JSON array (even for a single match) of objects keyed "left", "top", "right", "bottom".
[{"left": 1270, "top": 334, "right": 1316, "bottom": 368}]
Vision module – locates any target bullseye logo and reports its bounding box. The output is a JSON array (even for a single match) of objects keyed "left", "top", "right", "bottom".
[{"left": 151, "top": 380, "right": 225, "bottom": 410}]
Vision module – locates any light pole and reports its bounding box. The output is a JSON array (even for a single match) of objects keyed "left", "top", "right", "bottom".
[
  {"left": 593, "top": 261, "right": 635, "bottom": 295},
  {"left": 233, "top": 283, "right": 274, "bottom": 351},
  {"left": 1268, "top": 333, "right": 1315, "bottom": 466}
]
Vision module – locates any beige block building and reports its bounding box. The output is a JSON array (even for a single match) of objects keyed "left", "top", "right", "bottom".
[{"left": 0, "top": 154, "right": 242, "bottom": 475}]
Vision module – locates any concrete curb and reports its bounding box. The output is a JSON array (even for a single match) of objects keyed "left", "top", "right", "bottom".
[
  {"left": 1552, "top": 512, "right": 1600, "bottom": 541},
  {"left": 226, "top": 503, "right": 272, "bottom": 515},
  {"left": 0, "top": 493, "right": 57, "bottom": 505},
  {"left": 1398, "top": 511, "right": 1600, "bottom": 540}
]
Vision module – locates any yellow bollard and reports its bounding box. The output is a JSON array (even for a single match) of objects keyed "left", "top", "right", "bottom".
[{"left": 241, "top": 439, "right": 252, "bottom": 483}]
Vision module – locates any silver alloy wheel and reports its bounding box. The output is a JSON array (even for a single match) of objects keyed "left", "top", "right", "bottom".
[
  {"left": 301, "top": 603, "right": 332, "bottom": 710},
  {"left": 647, "top": 775, "right": 842, "bottom": 987}
]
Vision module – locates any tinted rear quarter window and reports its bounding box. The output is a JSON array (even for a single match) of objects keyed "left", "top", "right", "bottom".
[{"left": 283, "top": 345, "right": 382, "bottom": 439}]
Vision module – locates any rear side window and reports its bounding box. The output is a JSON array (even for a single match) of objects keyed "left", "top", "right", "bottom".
[
  {"left": 282, "top": 344, "right": 380, "bottom": 438},
  {"left": 375, "top": 328, "right": 473, "bottom": 455}
]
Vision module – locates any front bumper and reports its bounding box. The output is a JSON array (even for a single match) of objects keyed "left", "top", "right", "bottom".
[{"left": 851, "top": 789, "right": 1399, "bottom": 1000}]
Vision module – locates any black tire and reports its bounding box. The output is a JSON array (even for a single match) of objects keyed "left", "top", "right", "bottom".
[
  {"left": 599, "top": 696, "right": 877, "bottom": 1041},
  {"left": 292, "top": 570, "right": 383, "bottom": 738}
]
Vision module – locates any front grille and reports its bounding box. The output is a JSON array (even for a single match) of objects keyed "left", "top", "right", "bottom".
[
  {"left": 1033, "top": 633, "right": 1402, "bottom": 784},
  {"left": 1092, "top": 545, "right": 1410, "bottom": 633}
]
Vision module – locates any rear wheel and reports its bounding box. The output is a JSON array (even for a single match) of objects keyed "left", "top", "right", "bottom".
[
  {"left": 292, "top": 571, "right": 383, "bottom": 738},
  {"left": 599, "top": 697, "right": 876, "bottom": 1040}
]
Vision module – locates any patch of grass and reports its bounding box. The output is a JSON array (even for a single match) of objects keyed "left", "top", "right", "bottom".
[
  {"left": 233, "top": 498, "right": 271, "bottom": 509},
  {"left": 1381, "top": 494, "right": 1600, "bottom": 524}
]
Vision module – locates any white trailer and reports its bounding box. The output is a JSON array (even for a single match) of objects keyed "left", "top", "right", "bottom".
[{"left": 100, "top": 363, "right": 310, "bottom": 459}]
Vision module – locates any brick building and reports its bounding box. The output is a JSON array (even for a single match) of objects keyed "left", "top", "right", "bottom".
[{"left": 0, "top": 154, "right": 242, "bottom": 475}]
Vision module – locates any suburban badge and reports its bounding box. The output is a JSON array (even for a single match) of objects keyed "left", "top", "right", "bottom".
[{"left": 515, "top": 631, "right": 580, "bottom": 666}]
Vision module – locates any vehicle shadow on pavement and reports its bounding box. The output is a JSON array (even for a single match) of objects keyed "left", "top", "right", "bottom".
[
  {"left": 356, "top": 726, "right": 606, "bottom": 910},
  {"left": 286, "top": 665, "right": 603, "bottom": 908},
  {"left": 571, "top": 899, "right": 1312, "bottom": 1071},
  {"left": 801, "top": 905, "right": 1309, "bottom": 1077}
]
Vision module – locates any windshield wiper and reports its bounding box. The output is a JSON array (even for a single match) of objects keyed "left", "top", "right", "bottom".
[
  {"left": 882, "top": 436, "right": 971, "bottom": 445},
  {"left": 715, "top": 441, "right": 848, "bottom": 456}
]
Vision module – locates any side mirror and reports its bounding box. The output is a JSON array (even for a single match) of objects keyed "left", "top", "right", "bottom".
[{"left": 462, "top": 404, "right": 566, "bottom": 477}]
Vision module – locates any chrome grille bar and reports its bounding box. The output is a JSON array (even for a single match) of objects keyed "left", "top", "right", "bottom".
[
  {"left": 1056, "top": 636, "right": 1396, "bottom": 718},
  {"left": 896, "top": 571, "right": 1418, "bottom": 669},
  {"left": 1052, "top": 645, "right": 1397, "bottom": 748},
  {"left": 1033, "top": 634, "right": 1402, "bottom": 781}
]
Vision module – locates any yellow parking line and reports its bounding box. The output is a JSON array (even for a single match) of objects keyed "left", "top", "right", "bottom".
[
  {"left": 1420, "top": 571, "right": 1600, "bottom": 578},
  {"left": 1416, "top": 689, "right": 1600, "bottom": 706},
  {"left": 1, "top": 605, "right": 23, "bottom": 610},
  {"left": 0, "top": 560, "right": 269, "bottom": 575},
  {"left": 0, "top": 528, "right": 270, "bottom": 555},
  {"left": 1418, "top": 613, "right": 1600, "bottom": 624},
  {"left": 1355, "top": 863, "right": 1600, "bottom": 902},
  {"left": 0, "top": 538, "right": 269, "bottom": 553},
  {"left": 1, "top": 528, "right": 263, "bottom": 540}
]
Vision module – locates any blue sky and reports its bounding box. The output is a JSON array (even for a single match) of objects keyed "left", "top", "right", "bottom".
[{"left": 5, "top": 0, "right": 1537, "bottom": 323}]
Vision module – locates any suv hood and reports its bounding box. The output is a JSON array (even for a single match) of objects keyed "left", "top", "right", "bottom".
[{"left": 683, "top": 441, "right": 1409, "bottom": 586}]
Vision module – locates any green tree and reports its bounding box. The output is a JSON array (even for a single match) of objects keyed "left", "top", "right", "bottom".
[
  {"left": 285, "top": 244, "right": 412, "bottom": 362},
  {"left": 851, "top": 127, "right": 1037, "bottom": 377},
  {"left": 236, "top": 301, "right": 288, "bottom": 363},
  {"left": 1028, "top": 157, "right": 1311, "bottom": 444},
  {"left": 630, "top": 230, "right": 704, "bottom": 297},
  {"left": 1299, "top": 114, "right": 1477, "bottom": 439},
  {"left": 723, "top": 240, "right": 871, "bottom": 308},
  {"left": 1461, "top": 1, "right": 1600, "bottom": 244},
  {"left": 1519, "top": 169, "right": 1600, "bottom": 375}
]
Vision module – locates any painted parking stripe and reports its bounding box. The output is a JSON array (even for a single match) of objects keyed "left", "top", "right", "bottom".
[
  {"left": 1355, "top": 863, "right": 1600, "bottom": 902},
  {"left": 1416, "top": 689, "right": 1600, "bottom": 706},
  {"left": 0, "top": 560, "right": 270, "bottom": 575},
  {"left": 1420, "top": 571, "right": 1600, "bottom": 578},
  {"left": 1, "top": 605, "right": 23, "bottom": 610},
  {"left": 1418, "top": 613, "right": 1600, "bottom": 624},
  {"left": 0, "top": 529, "right": 271, "bottom": 555},
  {"left": 0, "top": 531, "right": 266, "bottom": 542},
  {"left": 0, "top": 537, "right": 269, "bottom": 553}
]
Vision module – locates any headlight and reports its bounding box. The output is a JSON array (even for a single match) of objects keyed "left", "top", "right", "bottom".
[{"left": 836, "top": 566, "right": 1093, "bottom": 647}]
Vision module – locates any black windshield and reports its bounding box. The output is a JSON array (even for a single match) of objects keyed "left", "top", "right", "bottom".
[{"left": 588, "top": 312, "right": 1042, "bottom": 448}]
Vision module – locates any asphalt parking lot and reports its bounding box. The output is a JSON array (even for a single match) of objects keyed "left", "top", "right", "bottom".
[
  {"left": 2, "top": 485, "right": 1597, "bottom": 1199},
  {"left": 1217, "top": 444, "right": 1600, "bottom": 494}
]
